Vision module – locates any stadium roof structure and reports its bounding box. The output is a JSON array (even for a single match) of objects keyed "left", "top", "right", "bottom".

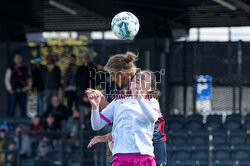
[{"left": 1, "top": 0, "right": 250, "bottom": 37}]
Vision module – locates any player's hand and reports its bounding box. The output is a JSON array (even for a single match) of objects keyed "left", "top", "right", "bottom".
[
  {"left": 86, "top": 88, "right": 104, "bottom": 98},
  {"left": 87, "top": 136, "right": 106, "bottom": 148},
  {"left": 88, "top": 93, "right": 101, "bottom": 110}
]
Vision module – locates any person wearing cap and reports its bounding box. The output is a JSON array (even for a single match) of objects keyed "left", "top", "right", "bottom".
[{"left": 31, "top": 57, "right": 45, "bottom": 116}]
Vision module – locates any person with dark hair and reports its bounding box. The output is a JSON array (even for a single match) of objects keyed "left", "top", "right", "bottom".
[
  {"left": 5, "top": 141, "right": 17, "bottom": 166},
  {"left": 64, "top": 54, "right": 78, "bottom": 115},
  {"left": 31, "top": 57, "right": 45, "bottom": 116},
  {"left": 42, "top": 55, "right": 61, "bottom": 108},
  {"left": 76, "top": 54, "right": 97, "bottom": 108},
  {"left": 28, "top": 115, "right": 43, "bottom": 141},
  {"left": 35, "top": 144, "right": 51, "bottom": 166},
  {"left": 5, "top": 54, "right": 29, "bottom": 116}
]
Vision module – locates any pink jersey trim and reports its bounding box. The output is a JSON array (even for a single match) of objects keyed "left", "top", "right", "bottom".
[
  {"left": 115, "top": 98, "right": 123, "bottom": 101},
  {"left": 145, "top": 97, "right": 151, "bottom": 101},
  {"left": 153, "top": 108, "right": 162, "bottom": 117},
  {"left": 100, "top": 113, "right": 111, "bottom": 124}
]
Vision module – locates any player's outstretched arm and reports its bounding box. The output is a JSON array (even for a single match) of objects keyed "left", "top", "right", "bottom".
[{"left": 87, "top": 132, "right": 112, "bottom": 148}]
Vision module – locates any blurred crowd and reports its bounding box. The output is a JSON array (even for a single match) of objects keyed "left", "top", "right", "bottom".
[
  {"left": 4, "top": 53, "right": 98, "bottom": 117},
  {"left": 2, "top": 53, "right": 102, "bottom": 166}
]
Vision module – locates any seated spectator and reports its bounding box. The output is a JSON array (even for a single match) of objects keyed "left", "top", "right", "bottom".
[
  {"left": 28, "top": 115, "right": 44, "bottom": 142},
  {"left": 14, "top": 126, "right": 31, "bottom": 158},
  {"left": 0, "top": 131, "right": 7, "bottom": 151},
  {"left": 37, "top": 135, "right": 53, "bottom": 156},
  {"left": 66, "top": 109, "right": 80, "bottom": 147},
  {"left": 44, "top": 115, "right": 60, "bottom": 132},
  {"left": 35, "top": 144, "right": 51, "bottom": 166},
  {"left": 0, "top": 131, "right": 7, "bottom": 165},
  {"left": 44, "top": 96, "right": 68, "bottom": 129},
  {"left": 5, "top": 141, "right": 17, "bottom": 166}
]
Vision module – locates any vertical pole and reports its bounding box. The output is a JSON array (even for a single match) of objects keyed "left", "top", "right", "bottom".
[
  {"left": 193, "top": 42, "right": 197, "bottom": 114},
  {"left": 145, "top": 50, "right": 150, "bottom": 69},
  {"left": 183, "top": 42, "right": 187, "bottom": 116},
  {"left": 166, "top": 40, "right": 171, "bottom": 115},
  {"left": 160, "top": 51, "right": 166, "bottom": 118},
  {"left": 17, "top": 131, "right": 21, "bottom": 166},
  {"left": 237, "top": 41, "right": 243, "bottom": 114},
  {"left": 79, "top": 107, "right": 85, "bottom": 166}
]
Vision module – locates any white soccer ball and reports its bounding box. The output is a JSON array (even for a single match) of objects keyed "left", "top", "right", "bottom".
[{"left": 111, "top": 11, "right": 140, "bottom": 40}]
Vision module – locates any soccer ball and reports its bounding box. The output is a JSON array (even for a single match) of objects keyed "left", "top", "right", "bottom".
[{"left": 111, "top": 11, "right": 140, "bottom": 40}]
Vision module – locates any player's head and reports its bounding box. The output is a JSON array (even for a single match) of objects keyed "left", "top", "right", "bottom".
[
  {"left": 130, "top": 70, "right": 161, "bottom": 99},
  {"left": 104, "top": 51, "right": 138, "bottom": 87}
]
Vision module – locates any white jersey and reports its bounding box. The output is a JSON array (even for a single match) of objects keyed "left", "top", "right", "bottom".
[{"left": 99, "top": 97, "right": 161, "bottom": 156}]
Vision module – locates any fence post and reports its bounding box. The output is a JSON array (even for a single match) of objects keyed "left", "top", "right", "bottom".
[
  {"left": 183, "top": 42, "right": 187, "bottom": 116},
  {"left": 17, "top": 131, "right": 21, "bottom": 166},
  {"left": 79, "top": 106, "right": 85, "bottom": 166},
  {"left": 208, "top": 127, "right": 213, "bottom": 166},
  {"left": 237, "top": 41, "right": 243, "bottom": 114}
]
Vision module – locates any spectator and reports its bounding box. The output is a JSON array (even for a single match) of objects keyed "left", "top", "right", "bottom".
[
  {"left": 4, "top": 54, "right": 29, "bottom": 116},
  {"left": 0, "top": 131, "right": 6, "bottom": 166},
  {"left": 44, "top": 115, "right": 60, "bottom": 132},
  {"left": 35, "top": 144, "right": 51, "bottom": 166},
  {"left": 14, "top": 126, "right": 31, "bottom": 158},
  {"left": 5, "top": 141, "right": 17, "bottom": 166},
  {"left": 66, "top": 109, "right": 80, "bottom": 146},
  {"left": 28, "top": 115, "right": 43, "bottom": 141},
  {"left": 0, "top": 131, "right": 7, "bottom": 151},
  {"left": 37, "top": 135, "right": 53, "bottom": 155},
  {"left": 42, "top": 55, "right": 61, "bottom": 108},
  {"left": 64, "top": 54, "right": 78, "bottom": 115},
  {"left": 31, "top": 57, "right": 45, "bottom": 116},
  {"left": 76, "top": 54, "right": 97, "bottom": 107},
  {"left": 44, "top": 96, "right": 68, "bottom": 129}
]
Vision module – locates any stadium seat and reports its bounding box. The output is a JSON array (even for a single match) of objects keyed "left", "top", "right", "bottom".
[
  {"left": 212, "top": 144, "right": 231, "bottom": 160},
  {"left": 225, "top": 114, "right": 242, "bottom": 130},
  {"left": 21, "top": 158, "right": 35, "bottom": 166},
  {"left": 175, "top": 159, "right": 195, "bottom": 166},
  {"left": 211, "top": 129, "right": 228, "bottom": 145},
  {"left": 190, "top": 129, "right": 209, "bottom": 145},
  {"left": 195, "top": 160, "right": 209, "bottom": 166},
  {"left": 168, "top": 130, "right": 189, "bottom": 145},
  {"left": 167, "top": 144, "right": 175, "bottom": 160},
  {"left": 173, "top": 144, "right": 193, "bottom": 160},
  {"left": 185, "top": 114, "right": 203, "bottom": 130},
  {"left": 238, "top": 159, "right": 250, "bottom": 166},
  {"left": 192, "top": 145, "right": 209, "bottom": 160},
  {"left": 243, "top": 114, "right": 250, "bottom": 130},
  {"left": 167, "top": 115, "right": 185, "bottom": 130},
  {"left": 228, "top": 129, "right": 247, "bottom": 145},
  {"left": 206, "top": 114, "right": 223, "bottom": 130},
  {"left": 214, "top": 159, "right": 237, "bottom": 166},
  {"left": 231, "top": 144, "right": 250, "bottom": 160}
]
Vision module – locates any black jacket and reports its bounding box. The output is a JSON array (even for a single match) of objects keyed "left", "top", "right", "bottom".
[{"left": 76, "top": 63, "right": 97, "bottom": 91}]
